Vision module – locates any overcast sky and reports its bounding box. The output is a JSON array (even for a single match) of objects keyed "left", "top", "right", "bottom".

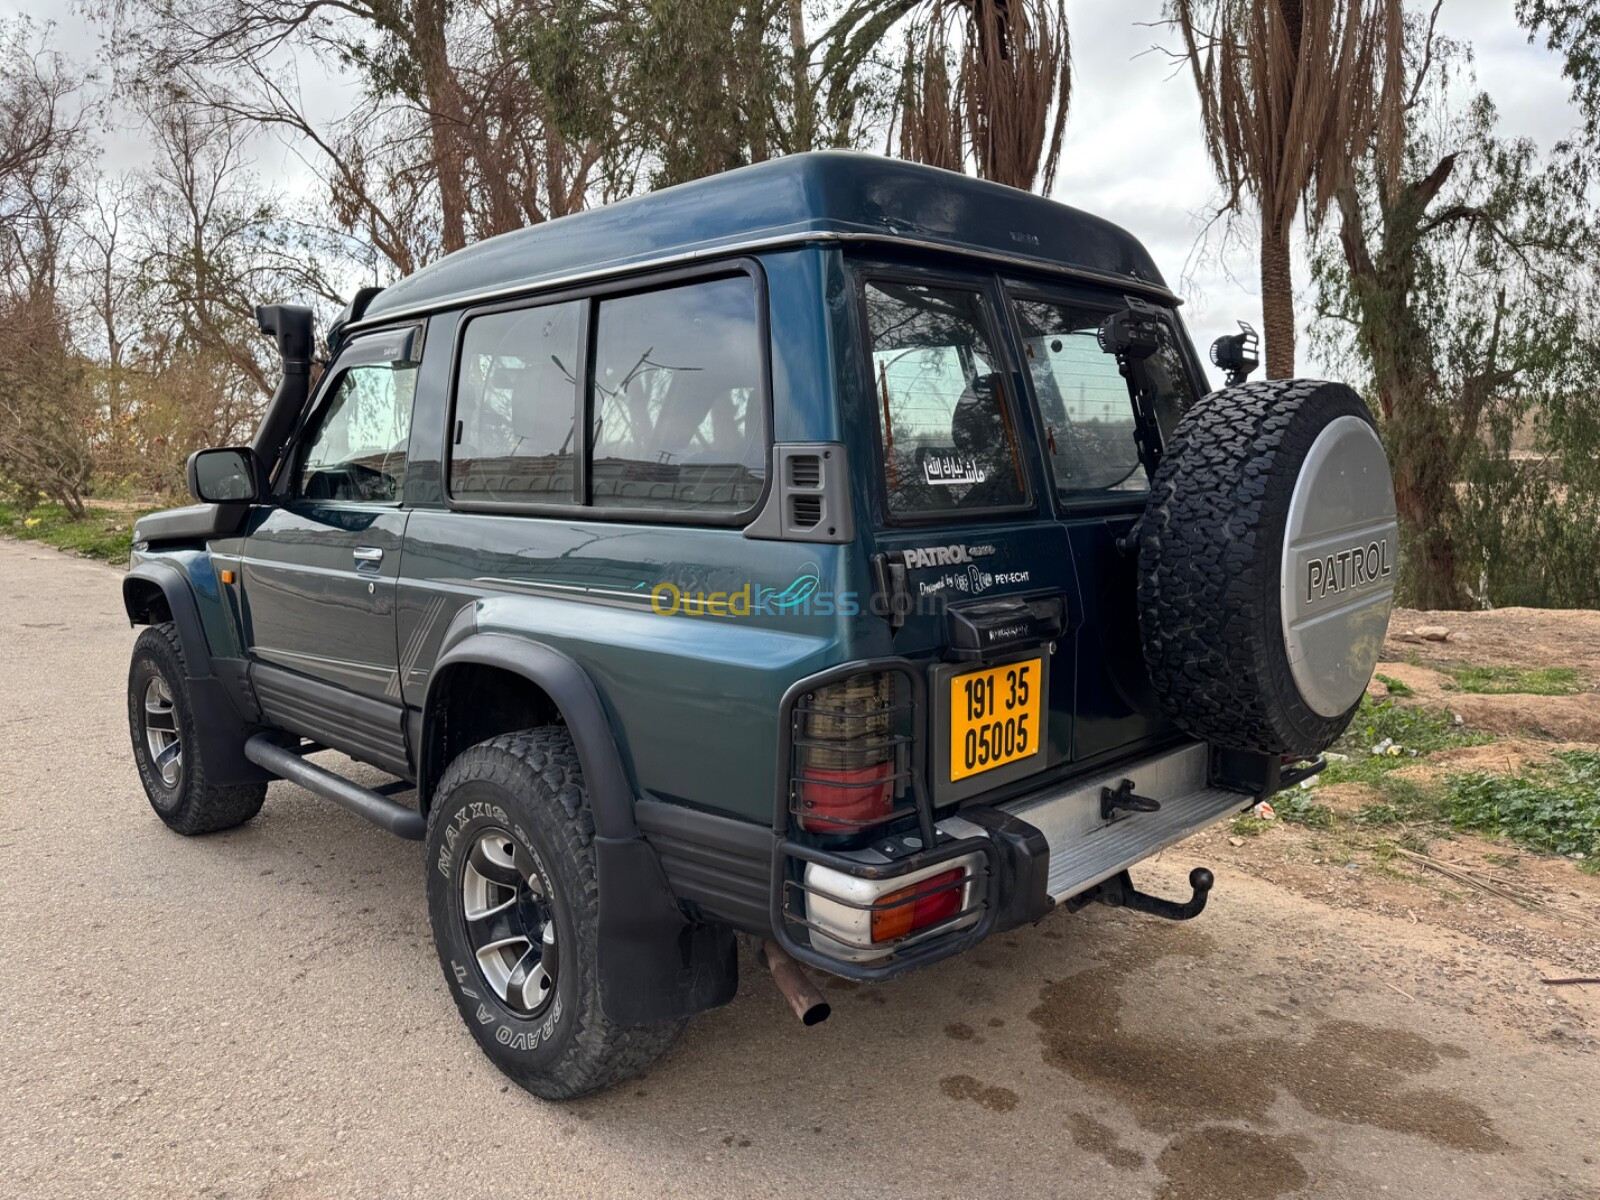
[{"left": 7, "top": 0, "right": 1584, "bottom": 385}]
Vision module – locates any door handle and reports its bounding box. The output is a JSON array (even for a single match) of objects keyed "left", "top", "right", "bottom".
[{"left": 353, "top": 546, "right": 384, "bottom": 570}]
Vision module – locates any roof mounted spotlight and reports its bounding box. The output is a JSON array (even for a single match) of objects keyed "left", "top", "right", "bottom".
[{"left": 1210, "top": 321, "right": 1260, "bottom": 387}]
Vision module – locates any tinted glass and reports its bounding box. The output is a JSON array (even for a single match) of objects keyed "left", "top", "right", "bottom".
[
  {"left": 297, "top": 361, "right": 417, "bottom": 502},
  {"left": 452, "top": 301, "right": 582, "bottom": 503},
  {"left": 590, "top": 276, "right": 764, "bottom": 513},
  {"left": 864, "top": 281, "right": 1027, "bottom": 516},
  {"left": 1012, "top": 297, "right": 1194, "bottom": 496}
]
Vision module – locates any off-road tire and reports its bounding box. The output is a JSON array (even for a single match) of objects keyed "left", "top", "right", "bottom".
[
  {"left": 1136, "top": 378, "right": 1384, "bottom": 756},
  {"left": 128, "top": 623, "right": 267, "bottom": 834},
  {"left": 425, "top": 729, "right": 683, "bottom": 1101}
]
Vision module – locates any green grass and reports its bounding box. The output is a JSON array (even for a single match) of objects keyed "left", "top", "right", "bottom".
[
  {"left": 0, "top": 502, "right": 149, "bottom": 563},
  {"left": 1444, "top": 750, "right": 1600, "bottom": 862},
  {"left": 1319, "top": 696, "right": 1492, "bottom": 786},
  {"left": 1349, "top": 775, "right": 1447, "bottom": 827},
  {"left": 1442, "top": 664, "right": 1583, "bottom": 696},
  {"left": 1279, "top": 791, "right": 1336, "bottom": 828},
  {"left": 1373, "top": 672, "right": 1414, "bottom": 697}
]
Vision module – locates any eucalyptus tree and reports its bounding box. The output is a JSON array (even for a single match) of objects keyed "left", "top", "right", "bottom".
[
  {"left": 1312, "top": 28, "right": 1600, "bottom": 609},
  {"left": 1167, "top": 0, "right": 1406, "bottom": 378}
]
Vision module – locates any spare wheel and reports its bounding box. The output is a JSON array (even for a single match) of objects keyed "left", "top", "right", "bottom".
[{"left": 1135, "top": 378, "right": 1398, "bottom": 756}]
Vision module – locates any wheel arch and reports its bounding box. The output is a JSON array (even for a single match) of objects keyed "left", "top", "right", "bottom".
[
  {"left": 420, "top": 632, "right": 636, "bottom": 839},
  {"left": 419, "top": 627, "right": 738, "bottom": 1025},
  {"left": 124, "top": 563, "right": 214, "bottom": 681}
]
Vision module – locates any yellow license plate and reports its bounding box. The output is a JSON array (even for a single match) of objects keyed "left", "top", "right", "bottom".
[{"left": 948, "top": 657, "right": 1043, "bottom": 782}]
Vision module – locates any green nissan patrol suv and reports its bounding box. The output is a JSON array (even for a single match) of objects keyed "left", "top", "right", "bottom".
[{"left": 123, "top": 152, "right": 1397, "bottom": 1100}]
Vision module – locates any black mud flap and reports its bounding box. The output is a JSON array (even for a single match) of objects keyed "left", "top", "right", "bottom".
[{"left": 595, "top": 835, "right": 738, "bottom": 1025}]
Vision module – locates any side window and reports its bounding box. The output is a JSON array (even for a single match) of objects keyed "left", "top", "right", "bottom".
[
  {"left": 297, "top": 358, "right": 418, "bottom": 503},
  {"left": 1010, "top": 297, "right": 1193, "bottom": 497},
  {"left": 864, "top": 280, "right": 1027, "bottom": 517},
  {"left": 590, "top": 275, "right": 765, "bottom": 513},
  {"left": 451, "top": 301, "right": 582, "bottom": 503}
]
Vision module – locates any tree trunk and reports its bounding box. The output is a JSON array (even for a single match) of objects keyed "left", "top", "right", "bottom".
[
  {"left": 1260, "top": 221, "right": 1296, "bottom": 379},
  {"left": 788, "top": 0, "right": 815, "bottom": 152},
  {"left": 413, "top": 0, "right": 470, "bottom": 255}
]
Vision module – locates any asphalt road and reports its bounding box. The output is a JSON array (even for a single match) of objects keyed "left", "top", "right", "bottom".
[{"left": 1, "top": 537, "right": 1596, "bottom": 1200}]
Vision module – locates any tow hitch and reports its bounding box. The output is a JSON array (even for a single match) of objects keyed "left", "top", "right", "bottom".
[{"left": 1066, "top": 867, "right": 1214, "bottom": 922}]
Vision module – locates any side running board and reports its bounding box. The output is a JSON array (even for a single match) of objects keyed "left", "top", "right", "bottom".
[{"left": 244, "top": 734, "right": 425, "bottom": 840}]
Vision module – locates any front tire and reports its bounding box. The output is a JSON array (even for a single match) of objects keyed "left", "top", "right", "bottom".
[
  {"left": 128, "top": 623, "right": 266, "bottom": 835},
  {"left": 424, "top": 729, "right": 682, "bottom": 1100}
]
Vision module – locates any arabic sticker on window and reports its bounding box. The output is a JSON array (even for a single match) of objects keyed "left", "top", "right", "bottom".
[{"left": 923, "top": 454, "right": 988, "bottom": 487}]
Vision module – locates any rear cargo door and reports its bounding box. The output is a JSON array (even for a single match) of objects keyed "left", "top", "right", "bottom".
[
  {"left": 1000, "top": 279, "right": 1200, "bottom": 764},
  {"left": 851, "top": 263, "right": 1083, "bottom": 807}
]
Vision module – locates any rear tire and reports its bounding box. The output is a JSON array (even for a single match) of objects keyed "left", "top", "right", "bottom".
[
  {"left": 424, "top": 729, "right": 683, "bottom": 1100},
  {"left": 128, "top": 623, "right": 266, "bottom": 835}
]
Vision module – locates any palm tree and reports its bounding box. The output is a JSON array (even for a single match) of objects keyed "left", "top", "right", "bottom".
[
  {"left": 1168, "top": 0, "right": 1405, "bottom": 378},
  {"left": 827, "top": 0, "right": 1072, "bottom": 194}
]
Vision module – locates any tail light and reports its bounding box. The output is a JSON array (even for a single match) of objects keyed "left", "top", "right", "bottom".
[
  {"left": 871, "top": 868, "right": 965, "bottom": 943},
  {"left": 794, "top": 672, "right": 899, "bottom": 832}
]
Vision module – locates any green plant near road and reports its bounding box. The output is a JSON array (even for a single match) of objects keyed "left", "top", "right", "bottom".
[
  {"left": 1373, "top": 672, "right": 1414, "bottom": 697},
  {"left": 1320, "top": 696, "right": 1492, "bottom": 787},
  {"left": 1442, "top": 665, "right": 1583, "bottom": 696},
  {"left": 0, "top": 502, "right": 149, "bottom": 564},
  {"left": 1279, "top": 791, "right": 1336, "bottom": 829},
  {"left": 1445, "top": 750, "right": 1600, "bottom": 864}
]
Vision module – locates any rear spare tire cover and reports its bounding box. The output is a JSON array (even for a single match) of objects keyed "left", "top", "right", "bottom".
[{"left": 1136, "top": 378, "right": 1397, "bottom": 756}]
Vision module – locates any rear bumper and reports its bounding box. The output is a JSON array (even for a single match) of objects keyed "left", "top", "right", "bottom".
[{"left": 773, "top": 742, "right": 1252, "bottom": 979}]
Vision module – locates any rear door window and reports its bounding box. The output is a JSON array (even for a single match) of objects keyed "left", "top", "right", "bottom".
[
  {"left": 863, "top": 280, "right": 1028, "bottom": 518},
  {"left": 1010, "top": 296, "right": 1195, "bottom": 498},
  {"left": 452, "top": 300, "right": 583, "bottom": 504}
]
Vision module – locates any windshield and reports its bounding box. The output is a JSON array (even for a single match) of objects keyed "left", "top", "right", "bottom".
[{"left": 1011, "top": 297, "right": 1195, "bottom": 497}]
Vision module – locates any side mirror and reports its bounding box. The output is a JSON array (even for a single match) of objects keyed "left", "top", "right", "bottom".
[
  {"left": 1211, "top": 321, "right": 1261, "bottom": 387},
  {"left": 188, "top": 447, "right": 261, "bottom": 504}
]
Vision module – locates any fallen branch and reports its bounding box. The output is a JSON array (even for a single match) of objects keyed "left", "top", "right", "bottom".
[
  {"left": 1381, "top": 979, "right": 1416, "bottom": 1002},
  {"left": 1391, "top": 847, "right": 1599, "bottom": 927},
  {"left": 1540, "top": 977, "right": 1600, "bottom": 987},
  {"left": 1390, "top": 846, "right": 1542, "bottom": 908}
]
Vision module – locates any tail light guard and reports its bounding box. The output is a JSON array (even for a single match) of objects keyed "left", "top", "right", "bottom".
[{"left": 769, "top": 657, "right": 1001, "bottom": 980}]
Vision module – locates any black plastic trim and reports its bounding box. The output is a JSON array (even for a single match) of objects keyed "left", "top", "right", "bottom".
[
  {"left": 426, "top": 631, "right": 636, "bottom": 838},
  {"left": 252, "top": 663, "right": 411, "bottom": 779},
  {"left": 957, "top": 806, "right": 1052, "bottom": 930},
  {"left": 636, "top": 799, "right": 775, "bottom": 934}
]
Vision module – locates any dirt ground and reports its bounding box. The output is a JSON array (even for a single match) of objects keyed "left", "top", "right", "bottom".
[
  {"left": 1388, "top": 606, "right": 1600, "bottom": 694},
  {"left": 1203, "top": 604, "right": 1600, "bottom": 1019},
  {"left": 2, "top": 540, "right": 1597, "bottom": 1200}
]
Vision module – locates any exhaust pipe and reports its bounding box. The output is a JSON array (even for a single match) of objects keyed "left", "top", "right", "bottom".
[{"left": 762, "top": 940, "right": 831, "bottom": 1026}]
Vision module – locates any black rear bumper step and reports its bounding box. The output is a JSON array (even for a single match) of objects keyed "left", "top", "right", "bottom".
[{"left": 244, "top": 734, "right": 425, "bottom": 840}]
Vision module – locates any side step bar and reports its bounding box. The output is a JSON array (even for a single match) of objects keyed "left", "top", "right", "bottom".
[{"left": 244, "top": 734, "right": 425, "bottom": 840}]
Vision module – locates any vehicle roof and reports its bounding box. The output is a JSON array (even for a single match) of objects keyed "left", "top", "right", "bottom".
[{"left": 357, "top": 151, "right": 1174, "bottom": 327}]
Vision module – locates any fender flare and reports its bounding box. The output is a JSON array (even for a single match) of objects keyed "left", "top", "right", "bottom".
[
  {"left": 124, "top": 562, "right": 217, "bottom": 682},
  {"left": 122, "top": 562, "right": 269, "bottom": 785},
  {"left": 424, "top": 630, "right": 637, "bottom": 839},
  {"left": 423, "top": 625, "right": 737, "bottom": 1025}
]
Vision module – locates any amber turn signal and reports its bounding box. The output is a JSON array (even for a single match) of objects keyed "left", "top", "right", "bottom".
[{"left": 870, "top": 868, "right": 964, "bottom": 943}]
